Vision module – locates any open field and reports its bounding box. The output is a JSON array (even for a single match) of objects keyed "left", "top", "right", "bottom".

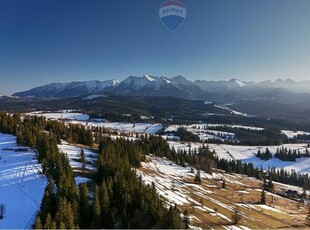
[
  {"left": 169, "top": 141, "right": 310, "bottom": 175},
  {"left": 58, "top": 141, "right": 98, "bottom": 185},
  {"left": 138, "top": 156, "right": 308, "bottom": 229},
  {"left": 0, "top": 133, "right": 47, "bottom": 229}
]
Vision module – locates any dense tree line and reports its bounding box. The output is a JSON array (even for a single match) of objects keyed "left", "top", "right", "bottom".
[
  {"left": 101, "top": 112, "right": 143, "bottom": 123},
  {"left": 135, "top": 134, "right": 310, "bottom": 190},
  {"left": 93, "top": 136, "right": 184, "bottom": 228},
  {"left": 174, "top": 127, "right": 200, "bottom": 142},
  {"left": 274, "top": 147, "right": 304, "bottom": 162},
  {"left": 206, "top": 126, "right": 287, "bottom": 145},
  {"left": 292, "top": 134, "right": 310, "bottom": 141},
  {"left": 205, "top": 115, "right": 310, "bottom": 133}
]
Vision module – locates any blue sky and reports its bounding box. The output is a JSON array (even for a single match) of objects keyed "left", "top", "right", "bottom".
[{"left": 1, "top": 0, "right": 310, "bottom": 94}]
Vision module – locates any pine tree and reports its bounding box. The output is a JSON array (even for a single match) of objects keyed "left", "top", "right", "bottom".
[
  {"left": 58, "top": 221, "right": 66, "bottom": 229},
  {"left": 99, "top": 181, "right": 113, "bottom": 228},
  {"left": 80, "top": 148, "right": 86, "bottom": 169},
  {"left": 261, "top": 189, "right": 266, "bottom": 204},
  {"left": 55, "top": 197, "right": 76, "bottom": 229},
  {"left": 78, "top": 183, "right": 90, "bottom": 228},
  {"left": 91, "top": 186, "right": 101, "bottom": 228},
  {"left": 222, "top": 179, "right": 226, "bottom": 189},
  {"left": 194, "top": 170, "right": 201, "bottom": 184},
  {"left": 164, "top": 205, "right": 183, "bottom": 229},
  {"left": 232, "top": 207, "right": 241, "bottom": 224},
  {"left": 34, "top": 217, "right": 43, "bottom": 229},
  {"left": 44, "top": 213, "right": 52, "bottom": 229},
  {"left": 267, "top": 176, "right": 274, "bottom": 192},
  {"left": 0, "top": 203, "right": 5, "bottom": 219},
  {"left": 183, "top": 209, "right": 190, "bottom": 229},
  {"left": 50, "top": 220, "right": 57, "bottom": 229}
]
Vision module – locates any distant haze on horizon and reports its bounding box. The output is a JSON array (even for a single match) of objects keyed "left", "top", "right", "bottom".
[{"left": 1, "top": 0, "right": 310, "bottom": 95}]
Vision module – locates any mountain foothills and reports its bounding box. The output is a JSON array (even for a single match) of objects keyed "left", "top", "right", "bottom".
[{"left": 12, "top": 75, "right": 310, "bottom": 103}]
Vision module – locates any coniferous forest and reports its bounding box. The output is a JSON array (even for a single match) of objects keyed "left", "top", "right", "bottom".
[
  {"left": 0, "top": 112, "right": 184, "bottom": 229},
  {"left": 1, "top": 112, "right": 310, "bottom": 228}
]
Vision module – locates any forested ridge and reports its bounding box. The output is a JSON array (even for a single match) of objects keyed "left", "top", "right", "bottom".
[{"left": 0, "top": 112, "right": 185, "bottom": 229}]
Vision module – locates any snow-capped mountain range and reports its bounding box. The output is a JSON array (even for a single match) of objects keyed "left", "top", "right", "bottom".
[{"left": 12, "top": 75, "right": 310, "bottom": 102}]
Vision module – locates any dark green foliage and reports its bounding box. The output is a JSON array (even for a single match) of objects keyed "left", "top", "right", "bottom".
[
  {"left": 90, "top": 186, "right": 101, "bottom": 228},
  {"left": 175, "top": 127, "right": 200, "bottom": 142},
  {"left": 78, "top": 184, "right": 90, "bottom": 228},
  {"left": 256, "top": 148, "right": 272, "bottom": 161},
  {"left": 275, "top": 147, "right": 302, "bottom": 162},
  {"left": 206, "top": 126, "right": 288, "bottom": 145},
  {"left": 96, "top": 137, "right": 184, "bottom": 228}
]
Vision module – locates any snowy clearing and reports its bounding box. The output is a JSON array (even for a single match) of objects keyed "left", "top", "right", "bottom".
[
  {"left": 282, "top": 130, "right": 310, "bottom": 139},
  {"left": 58, "top": 141, "right": 97, "bottom": 173},
  {"left": 70, "top": 120, "right": 163, "bottom": 134},
  {"left": 168, "top": 140, "right": 310, "bottom": 174},
  {"left": 27, "top": 111, "right": 89, "bottom": 121}
]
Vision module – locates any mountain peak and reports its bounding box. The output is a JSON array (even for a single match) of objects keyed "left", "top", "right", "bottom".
[
  {"left": 143, "top": 75, "right": 155, "bottom": 81},
  {"left": 229, "top": 78, "right": 246, "bottom": 87},
  {"left": 171, "top": 75, "right": 186, "bottom": 80}
]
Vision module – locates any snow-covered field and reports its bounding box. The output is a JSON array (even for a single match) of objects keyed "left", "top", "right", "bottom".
[
  {"left": 168, "top": 140, "right": 310, "bottom": 174},
  {"left": 206, "top": 124, "right": 264, "bottom": 131},
  {"left": 58, "top": 141, "right": 97, "bottom": 184},
  {"left": 209, "top": 143, "right": 310, "bottom": 173},
  {"left": 138, "top": 156, "right": 222, "bottom": 207},
  {"left": 282, "top": 130, "right": 310, "bottom": 139},
  {"left": 27, "top": 110, "right": 89, "bottom": 121},
  {"left": 166, "top": 124, "right": 310, "bottom": 142},
  {"left": 165, "top": 125, "right": 235, "bottom": 142},
  {"left": 27, "top": 110, "right": 163, "bottom": 134},
  {"left": 71, "top": 120, "right": 163, "bottom": 134},
  {"left": 0, "top": 133, "right": 47, "bottom": 229},
  {"left": 165, "top": 124, "right": 266, "bottom": 142},
  {"left": 27, "top": 111, "right": 310, "bottom": 140}
]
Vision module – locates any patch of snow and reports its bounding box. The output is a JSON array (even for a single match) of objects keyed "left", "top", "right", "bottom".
[
  {"left": 144, "top": 75, "right": 155, "bottom": 81},
  {"left": 70, "top": 121, "right": 163, "bottom": 134},
  {"left": 254, "top": 204, "right": 286, "bottom": 214},
  {"left": 27, "top": 111, "right": 89, "bottom": 121},
  {"left": 217, "top": 212, "right": 232, "bottom": 222},
  {"left": 214, "top": 105, "right": 249, "bottom": 117},
  {"left": 75, "top": 176, "right": 90, "bottom": 185},
  {"left": 58, "top": 141, "right": 97, "bottom": 172},
  {"left": 282, "top": 130, "right": 310, "bottom": 139},
  {"left": 84, "top": 94, "right": 107, "bottom": 100}
]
